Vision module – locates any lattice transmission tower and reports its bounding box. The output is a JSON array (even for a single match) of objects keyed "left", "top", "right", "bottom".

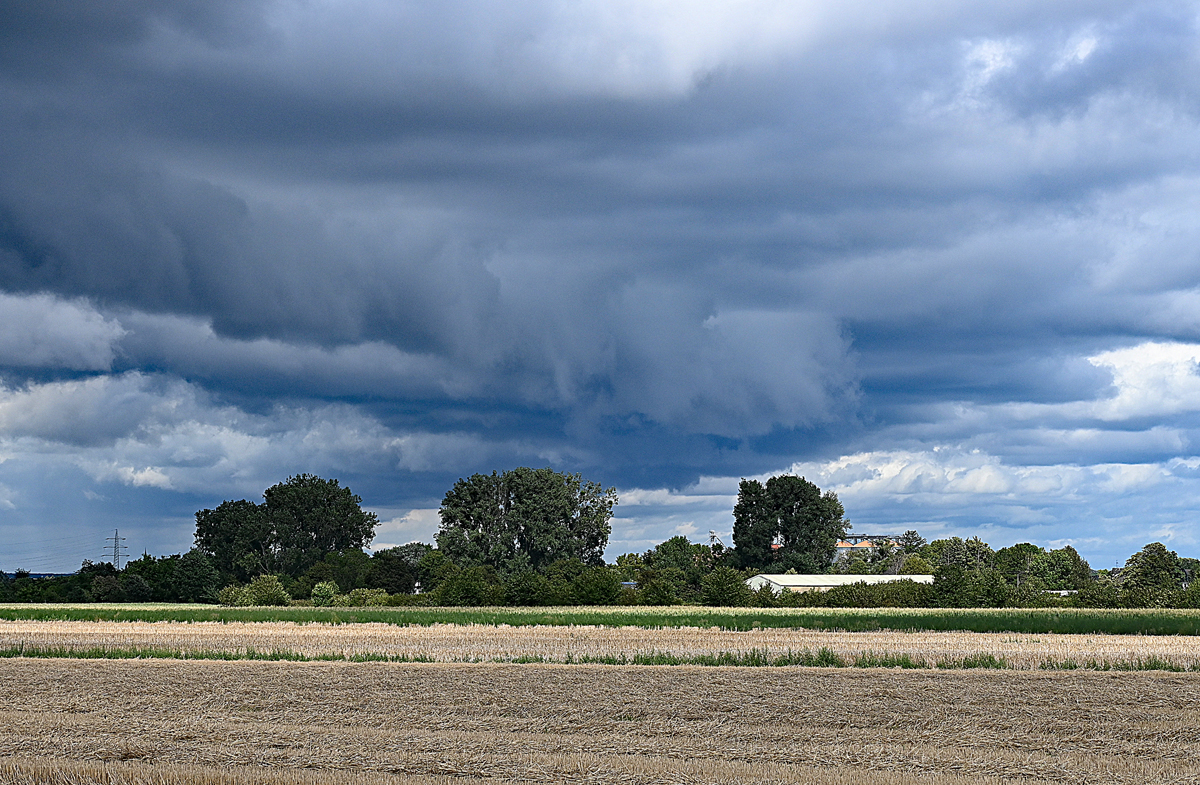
[{"left": 105, "top": 529, "right": 128, "bottom": 569}]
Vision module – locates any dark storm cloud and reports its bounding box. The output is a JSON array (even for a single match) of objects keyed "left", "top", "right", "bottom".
[{"left": 4, "top": 0, "right": 1200, "bottom": 568}]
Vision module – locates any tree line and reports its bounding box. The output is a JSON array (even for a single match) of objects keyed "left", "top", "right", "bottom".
[{"left": 3, "top": 469, "right": 1199, "bottom": 608}]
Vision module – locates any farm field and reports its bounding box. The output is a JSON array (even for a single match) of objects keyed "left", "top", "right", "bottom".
[
  {"left": 2, "top": 658, "right": 1198, "bottom": 784},
  {"left": 5, "top": 603, "right": 1200, "bottom": 635},
  {"left": 5, "top": 619, "right": 1200, "bottom": 670}
]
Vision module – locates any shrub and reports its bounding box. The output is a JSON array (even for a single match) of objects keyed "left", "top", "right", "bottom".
[
  {"left": 217, "top": 585, "right": 250, "bottom": 606},
  {"left": 783, "top": 579, "right": 933, "bottom": 608},
  {"left": 638, "top": 576, "right": 681, "bottom": 606},
  {"left": 310, "top": 581, "right": 340, "bottom": 607},
  {"left": 1175, "top": 581, "right": 1200, "bottom": 609},
  {"left": 1070, "top": 579, "right": 1120, "bottom": 608},
  {"left": 244, "top": 575, "right": 292, "bottom": 606},
  {"left": 931, "top": 565, "right": 1013, "bottom": 607},
  {"left": 505, "top": 572, "right": 552, "bottom": 606},
  {"left": 89, "top": 575, "right": 125, "bottom": 603},
  {"left": 751, "top": 584, "right": 779, "bottom": 608},
  {"left": 119, "top": 573, "right": 154, "bottom": 603},
  {"left": 572, "top": 566, "right": 621, "bottom": 605},
  {"left": 1121, "top": 586, "right": 1176, "bottom": 609},
  {"left": 434, "top": 565, "right": 506, "bottom": 606},
  {"left": 345, "top": 587, "right": 389, "bottom": 606},
  {"left": 617, "top": 584, "right": 639, "bottom": 605},
  {"left": 701, "top": 567, "right": 753, "bottom": 607}
]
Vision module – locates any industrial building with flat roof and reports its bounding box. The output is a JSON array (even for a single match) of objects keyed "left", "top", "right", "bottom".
[{"left": 745, "top": 573, "right": 934, "bottom": 593}]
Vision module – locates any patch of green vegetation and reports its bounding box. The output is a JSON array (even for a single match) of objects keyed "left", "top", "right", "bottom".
[
  {"left": 0, "top": 643, "right": 435, "bottom": 663},
  {"left": 4, "top": 603, "right": 1200, "bottom": 635},
  {"left": 937, "top": 653, "right": 1008, "bottom": 669},
  {"left": 4, "top": 642, "right": 1197, "bottom": 671},
  {"left": 853, "top": 651, "right": 927, "bottom": 669}
]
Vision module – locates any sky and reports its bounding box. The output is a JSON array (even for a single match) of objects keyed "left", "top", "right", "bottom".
[{"left": 2, "top": 0, "right": 1200, "bottom": 573}]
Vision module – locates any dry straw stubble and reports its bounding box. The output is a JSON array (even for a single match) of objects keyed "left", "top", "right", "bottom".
[
  {"left": 2, "top": 659, "right": 1199, "bottom": 784},
  {"left": 3, "top": 619, "right": 1200, "bottom": 669}
]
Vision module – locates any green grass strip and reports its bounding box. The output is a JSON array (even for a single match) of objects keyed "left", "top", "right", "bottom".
[
  {"left": 0, "top": 644, "right": 435, "bottom": 663},
  {"left": 3, "top": 643, "right": 1199, "bottom": 671},
  {"left": 4, "top": 603, "right": 1200, "bottom": 635}
]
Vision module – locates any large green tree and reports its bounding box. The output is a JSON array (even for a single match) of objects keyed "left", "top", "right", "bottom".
[
  {"left": 173, "top": 548, "right": 222, "bottom": 602},
  {"left": 732, "top": 475, "right": 847, "bottom": 572},
  {"left": 994, "top": 542, "right": 1043, "bottom": 585},
  {"left": 435, "top": 467, "right": 617, "bottom": 574},
  {"left": 194, "top": 474, "right": 378, "bottom": 583},
  {"left": 1121, "top": 542, "right": 1183, "bottom": 597},
  {"left": 1029, "top": 546, "right": 1092, "bottom": 590},
  {"left": 367, "top": 542, "right": 431, "bottom": 595},
  {"left": 265, "top": 474, "right": 378, "bottom": 576},
  {"left": 193, "top": 499, "right": 275, "bottom": 582}
]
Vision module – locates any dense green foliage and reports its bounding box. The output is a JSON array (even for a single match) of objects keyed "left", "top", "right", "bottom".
[
  {"left": 217, "top": 575, "right": 293, "bottom": 606},
  {"left": 6, "top": 603, "right": 1200, "bottom": 636},
  {"left": 4, "top": 468, "right": 1200, "bottom": 613},
  {"left": 195, "top": 474, "right": 378, "bottom": 584},
  {"left": 615, "top": 536, "right": 733, "bottom": 604},
  {"left": 732, "top": 475, "right": 847, "bottom": 572},
  {"left": 0, "top": 553, "right": 220, "bottom": 604},
  {"left": 436, "top": 467, "right": 617, "bottom": 574}
]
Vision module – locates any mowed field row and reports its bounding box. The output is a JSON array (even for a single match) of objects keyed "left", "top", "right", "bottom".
[
  {"left": 2, "top": 658, "right": 1199, "bottom": 784},
  {"left": 4, "top": 619, "right": 1200, "bottom": 669}
]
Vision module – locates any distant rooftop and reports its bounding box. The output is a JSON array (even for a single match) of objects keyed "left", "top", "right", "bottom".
[{"left": 746, "top": 573, "right": 933, "bottom": 592}]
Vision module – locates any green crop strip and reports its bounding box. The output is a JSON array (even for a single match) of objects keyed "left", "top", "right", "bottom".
[
  {"left": 3, "top": 643, "right": 1200, "bottom": 672},
  {"left": 4, "top": 603, "right": 1200, "bottom": 635}
]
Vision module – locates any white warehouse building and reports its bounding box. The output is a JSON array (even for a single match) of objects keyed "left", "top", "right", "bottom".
[{"left": 745, "top": 574, "right": 934, "bottom": 593}]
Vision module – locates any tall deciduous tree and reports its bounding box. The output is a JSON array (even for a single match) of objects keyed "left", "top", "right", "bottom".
[
  {"left": 173, "top": 548, "right": 221, "bottom": 602},
  {"left": 194, "top": 474, "right": 377, "bottom": 583},
  {"left": 1029, "top": 546, "right": 1092, "bottom": 590},
  {"left": 194, "top": 499, "right": 274, "bottom": 582},
  {"left": 367, "top": 543, "right": 431, "bottom": 594},
  {"left": 994, "top": 542, "right": 1044, "bottom": 585},
  {"left": 435, "top": 467, "right": 617, "bottom": 574},
  {"left": 732, "top": 475, "right": 847, "bottom": 572},
  {"left": 1122, "top": 542, "right": 1183, "bottom": 594},
  {"left": 265, "top": 474, "right": 378, "bottom": 576}
]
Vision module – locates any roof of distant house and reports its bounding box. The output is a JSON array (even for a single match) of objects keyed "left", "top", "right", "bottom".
[{"left": 746, "top": 573, "right": 934, "bottom": 589}]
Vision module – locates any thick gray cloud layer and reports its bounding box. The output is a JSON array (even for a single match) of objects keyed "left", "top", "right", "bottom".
[{"left": 2, "top": 0, "right": 1200, "bottom": 569}]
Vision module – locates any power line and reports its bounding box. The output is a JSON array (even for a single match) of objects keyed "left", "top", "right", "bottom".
[
  {"left": 2, "top": 542, "right": 106, "bottom": 560},
  {"left": 105, "top": 529, "right": 128, "bottom": 570},
  {"left": 1, "top": 533, "right": 106, "bottom": 550},
  {"left": 1, "top": 553, "right": 91, "bottom": 568}
]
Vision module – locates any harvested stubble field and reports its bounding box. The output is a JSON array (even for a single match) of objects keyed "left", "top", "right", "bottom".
[
  {"left": 4, "top": 619, "right": 1200, "bottom": 670},
  {"left": 2, "top": 658, "right": 1200, "bottom": 784}
]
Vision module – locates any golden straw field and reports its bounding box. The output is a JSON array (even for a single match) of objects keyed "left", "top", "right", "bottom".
[
  {"left": 3, "top": 657, "right": 1200, "bottom": 784},
  {"left": 4, "top": 618, "right": 1200, "bottom": 669}
]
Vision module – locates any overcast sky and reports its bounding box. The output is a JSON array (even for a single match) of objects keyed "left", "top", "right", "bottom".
[{"left": 3, "top": 0, "right": 1200, "bottom": 572}]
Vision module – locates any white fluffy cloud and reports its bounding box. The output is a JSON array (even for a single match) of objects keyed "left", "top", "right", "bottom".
[
  {"left": 1087, "top": 342, "right": 1200, "bottom": 420},
  {"left": 370, "top": 508, "right": 441, "bottom": 550},
  {"left": 0, "top": 292, "right": 125, "bottom": 371},
  {"left": 0, "top": 370, "right": 564, "bottom": 502}
]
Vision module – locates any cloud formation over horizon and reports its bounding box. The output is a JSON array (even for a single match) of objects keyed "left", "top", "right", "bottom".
[{"left": 3, "top": 0, "right": 1200, "bottom": 570}]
